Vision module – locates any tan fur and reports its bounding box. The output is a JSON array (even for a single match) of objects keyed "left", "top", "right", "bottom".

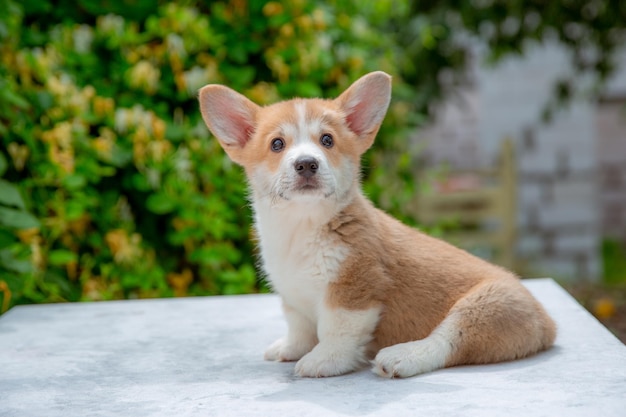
[
  {"left": 326, "top": 193, "right": 556, "bottom": 363},
  {"left": 198, "top": 71, "right": 556, "bottom": 377}
]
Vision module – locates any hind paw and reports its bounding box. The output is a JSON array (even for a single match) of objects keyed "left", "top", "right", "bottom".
[{"left": 372, "top": 338, "right": 450, "bottom": 378}]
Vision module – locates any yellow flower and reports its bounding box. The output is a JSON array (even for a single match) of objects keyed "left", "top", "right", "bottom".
[
  {"left": 68, "top": 89, "right": 91, "bottom": 114},
  {"left": 7, "top": 142, "right": 29, "bottom": 171},
  {"left": 15, "top": 51, "right": 32, "bottom": 87},
  {"left": 246, "top": 82, "right": 279, "bottom": 105},
  {"left": 0, "top": 281, "right": 11, "bottom": 313},
  {"left": 114, "top": 108, "right": 131, "bottom": 133},
  {"left": 594, "top": 298, "right": 616, "bottom": 320},
  {"left": 105, "top": 229, "right": 142, "bottom": 264},
  {"left": 182, "top": 66, "right": 210, "bottom": 96},
  {"left": 66, "top": 260, "right": 78, "bottom": 280},
  {"left": 132, "top": 125, "right": 149, "bottom": 166},
  {"left": 47, "top": 106, "right": 65, "bottom": 121},
  {"left": 171, "top": 217, "right": 195, "bottom": 253},
  {"left": 16, "top": 227, "right": 39, "bottom": 244},
  {"left": 31, "top": 236, "right": 44, "bottom": 271},
  {"left": 114, "top": 105, "right": 154, "bottom": 135},
  {"left": 148, "top": 139, "right": 172, "bottom": 163},
  {"left": 296, "top": 15, "right": 313, "bottom": 32},
  {"left": 151, "top": 117, "right": 166, "bottom": 140},
  {"left": 97, "top": 14, "right": 125, "bottom": 37},
  {"left": 93, "top": 96, "right": 115, "bottom": 118},
  {"left": 312, "top": 8, "right": 326, "bottom": 30},
  {"left": 123, "top": 47, "right": 140, "bottom": 64},
  {"left": 82, "top": 276, "right": 107, "bottom": 301},
  {"left": 81, "top": 85, "right": 96, "bottom": 101},
  {"left": 268, "top": 56, "right": 290, "bottom": 83},
  {"left": 93, "top": 127, "right": 116, "bottom": 157},
  {"left": 128, "top": 60, "right": 160, "bottom": 94},
  {"left": 56, "top": 151, "right": 76, "bottom": 174},
  {"left": 165, "top": 33, "right": 187, "bottom": 58},
  {"left": 68, "top": 214, "right": 91, "bottom": 237},
  {"left": 31, "top": 47, "right": 59, "bottom": 82},
  {"left": 73, "top": 24, "right": 94, "bottom": 54},
  {"left": 167, "top": 268, "right": 194, "bottom": 297},
  {"left": 42, "top": 121, "right": 75, "bottom": 173},
  {"left": 279, "top": 23, "right": 294, "bottom": 38},
  {"left": 47, "top": 75, "right": 72, "bottom": 97},
  {"left": 263, "top": 2, "right": 283, "bottom": 16}
]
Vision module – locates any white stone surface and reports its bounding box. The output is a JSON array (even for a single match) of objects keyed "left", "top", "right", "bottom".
[{"left": 1, "top": 279, "right": 625, "bottom": 417}]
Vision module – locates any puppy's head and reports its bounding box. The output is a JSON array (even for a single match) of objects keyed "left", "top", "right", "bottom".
[{"left": 198, "top": 72, "right": 391, "bottom": 205}]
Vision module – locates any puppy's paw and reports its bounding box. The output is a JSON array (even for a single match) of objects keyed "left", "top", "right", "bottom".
[
  {"left": 264, "top": 337, "right": 313, "bottom": 362},
  {"left": 372, "top": 338, "right": 449, "bottom": 378},
  {"left": 294, "top": 345, "right": 362, "bottom": 377}
]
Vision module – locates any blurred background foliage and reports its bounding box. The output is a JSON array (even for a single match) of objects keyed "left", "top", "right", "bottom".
[{"left": 0, "top": 0, "right": 624, "bottom": 313}]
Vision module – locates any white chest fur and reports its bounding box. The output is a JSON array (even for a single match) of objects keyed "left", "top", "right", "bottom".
[{"left": 253, "top": 200, "right": 348, "bottom": 323}]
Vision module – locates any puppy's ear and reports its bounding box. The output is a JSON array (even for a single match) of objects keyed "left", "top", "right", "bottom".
[
  {"left": 198, "top": 85, "right": 259, "bottom": 164},
  {"left": 335, "top": 71, "right": 391, "bottom": 150}
]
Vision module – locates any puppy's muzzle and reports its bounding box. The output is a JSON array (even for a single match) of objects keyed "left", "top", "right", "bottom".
[{"left": 294, "top": 157, "right": 319, "bottom": 178}]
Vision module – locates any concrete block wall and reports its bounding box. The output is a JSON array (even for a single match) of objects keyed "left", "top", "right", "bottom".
[
  {"left": 415, "top": 41, "right": 626, "bottom": 281},
  {"left": 595, "top": 98, "right": 626, "bottom": 243},
  {"left": 416, "top": 87, "right": 482, "bottom": 170},
  {"left": 512, "top": 102, "right": 601, "bottom": 281}
]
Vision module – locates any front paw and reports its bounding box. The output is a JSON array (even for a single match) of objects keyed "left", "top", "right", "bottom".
[
  {"left": 264, "top": 337, "right": 312, "bottom": 362},
  {"left": 294, "top": 345, "right": 362, "bottom": 377}
]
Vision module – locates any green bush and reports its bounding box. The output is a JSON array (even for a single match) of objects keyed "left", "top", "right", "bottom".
[
  {"left": 602, "top": 239, "right": 626, "bottom": 286},
  {"left": 0, "top": 0, "right": 422, "bottom": 311}
]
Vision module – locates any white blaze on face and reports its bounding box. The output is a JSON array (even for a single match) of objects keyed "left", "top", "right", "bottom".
[
  {"left": 272, "top": 101, "right": 335, "bottom": 201},
  {"left": 282, "top": 101, "right": 324, "bottom": 160}
]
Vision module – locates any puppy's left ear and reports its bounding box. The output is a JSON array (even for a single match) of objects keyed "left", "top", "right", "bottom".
[{"left": 335, "top": 71, "right": 392, "bottom": 151}]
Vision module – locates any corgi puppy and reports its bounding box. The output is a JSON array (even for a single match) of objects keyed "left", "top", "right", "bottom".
[{"left": 198, "top": 71, "right": 556, "bottom": 378}]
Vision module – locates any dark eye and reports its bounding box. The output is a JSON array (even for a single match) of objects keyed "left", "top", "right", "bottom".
[
  {"left": 271, "top": 138, "right": 285, "bottom": 152},
  {"left": 320, "top": 133, "right": 333, "bottom": 148}
]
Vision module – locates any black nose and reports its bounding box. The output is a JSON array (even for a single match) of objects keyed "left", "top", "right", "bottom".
[{"left": 294, "top": 157, "right": 319, "bottom": 178}]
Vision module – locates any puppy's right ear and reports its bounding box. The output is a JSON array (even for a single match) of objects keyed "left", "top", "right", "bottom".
[
  {"left": 198, "top": 85, "right": 259, "bottom": 164},
  {"left": 334, "top": 71, "right": 391, "bottom": 153}
]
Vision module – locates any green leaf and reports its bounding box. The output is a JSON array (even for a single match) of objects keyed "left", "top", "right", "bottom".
[
  {"left": 130, "top": 175, "right": 150, "bottom": 192},
  {"left": 48, "top": 249, "right": 78, "bottom": 266},
  {"left": 62, "top": 174, "right": 87, "bottom": 190},
  {"left": 165, "top": 123, "right": 186, "bottom": 142},
  {"left": 35, "top": 91, "right": 54, "bottom": 111},
  {"left": 146, "top": 192, "right": 176, "bottom": 214},
  {"left": 189, "top": 246, "right": 221, "bottom": 266},
  {"left": 223, "top": 65, "right": 255, "bottom": 87},
  {"left": 107, "top": 145, "right": 133, "bottom": 167},
  {"left": 0, "top": 153, "right": 7, "bottom": 176},
  {"left": 0, "top": 179, "right": 25, "bottom": 209},
  {"left": 65, "top": 199, "right": 86, "bottom": 220},
  {"left": 0, "top": 229, "right": 15, "bottom": 248},
  {"left": 0, "top": 249, "right": 33, "bottom": 273},
  {"left": 0, "top": 206, "right": 40, "bottom": 229},
  {"left": 295, "top": 81, "right": 323, "bottom": 98},
  {"left": 1, "top": 89, "right": 30, "bottom": 109}
]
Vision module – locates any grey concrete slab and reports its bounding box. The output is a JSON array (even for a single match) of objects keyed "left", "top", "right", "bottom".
[{"left": 1, "top": 279, "right": 624, "bottom": 417}]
